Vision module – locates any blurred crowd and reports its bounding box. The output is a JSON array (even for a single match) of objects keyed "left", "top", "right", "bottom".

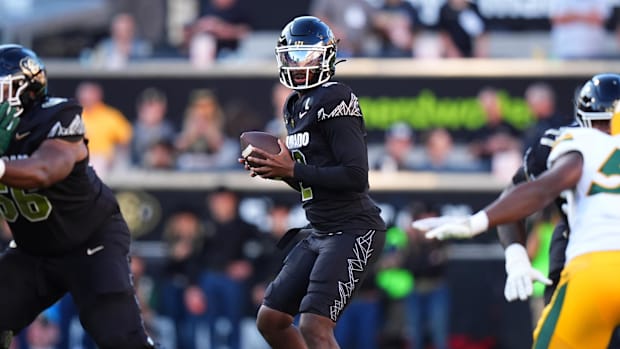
[
  {"left": 17, "top": 0, "right": 620, "bottom": 64},
  {"left": 76, "top": 77, "right": 570, "bottom": 184}
]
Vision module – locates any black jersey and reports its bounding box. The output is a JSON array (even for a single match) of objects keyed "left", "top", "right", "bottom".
[
  {"left": 2, "top": 97, "right": 119, "bottom": 256},
  {"left": 514, "top": 122, "right": 577, "bottom": 184},
  {"left": 513, "top": 123, "right": 579, "bottom": 218},
  {"left": 282, "top": 81, "right": 385, "bottom": 232}
]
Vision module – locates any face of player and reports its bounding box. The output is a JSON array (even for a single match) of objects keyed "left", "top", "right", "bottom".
[
  {"left": 591, "top": 119, "right": 611, "bottom": 135},
  {"left": 277, "top": 46, "right": 326, "bottom": 88}
]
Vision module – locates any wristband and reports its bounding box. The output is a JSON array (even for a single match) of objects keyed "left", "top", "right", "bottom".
[
  {"left": 0, "top": 159, "right": 6, "bottom": 180},
  {"left": 469, "top": 210, "right": 489, "bottom": 234}
]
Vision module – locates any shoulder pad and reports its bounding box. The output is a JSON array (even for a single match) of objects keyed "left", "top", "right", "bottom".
[
  {"left": 547, "top": 128, "right": 600, "bottom": 167},
  {"left": 315, "top": 82, "right": 362, "bottom": 122},
  {"left": 42, "top": 98, "right": 85, "bottom": 139},
  {"left": 41, "top": 97, "right": 69, "bottom": 109}
]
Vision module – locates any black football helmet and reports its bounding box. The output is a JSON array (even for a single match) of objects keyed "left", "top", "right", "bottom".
[
  {"left": 275, "top": 16, "right": 337, "bottom": 90},
  {"left": 0, "top": 44, "right": 47, "bottom": 114},
  {"left": 575, "top": 73, "right": 620, "bottom": 128}
]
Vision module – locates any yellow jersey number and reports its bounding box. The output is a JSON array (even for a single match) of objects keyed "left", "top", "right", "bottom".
[
  {"left": 291, "top": 149, "right": 313, "bottom": 201},
  {"left": 588, "top": 148, "right": 620, "bottom": 195},
  {"left": 0, "top": 184, "right": 52, "bottom": 222}
]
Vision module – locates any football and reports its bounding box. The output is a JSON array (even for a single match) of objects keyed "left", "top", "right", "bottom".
[{"left": 240, "top": 131, "right": 281, "bottom": 167}]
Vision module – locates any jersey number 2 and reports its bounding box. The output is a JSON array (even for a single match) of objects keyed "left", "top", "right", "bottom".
[
  {"left": 0, "top": 184, "right": 52, "bottom": 222},
  {"left": 291, "top": 150, "right": 313, "bottom": 201},
  {"left": 589, "top": 148, "right": 620, "bottom": 195}
]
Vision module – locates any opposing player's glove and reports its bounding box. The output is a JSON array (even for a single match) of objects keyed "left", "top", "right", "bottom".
[
  {"left": 0, "top": 102, "right": 21, "bottom": 155},
  {"left": 503, "top": 243, "right": 552, "bottom": 302},
  {"left": 412, "top": 211, "right": 489, "bottom": 240}
]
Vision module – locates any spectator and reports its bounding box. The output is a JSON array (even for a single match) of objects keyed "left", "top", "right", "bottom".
[
  {"left": 419, "top": 128, "right": 482, "bottom": 172},
  {"left": 522, "top": 82, "right": 569, "bottom": 152},
  {"left": 85, "top": 12, "right": 153, "bottom": 70},
  {"left": 130, "top": 254, "right": 176, "bottom": 349},
  {"left": 187, "top": 0, "right": 252, "bottom": 60},
  {"left": 373, "top": 122, "right": 418, "bottom": 171},
  {"left": 142, "top": 139, "right": 177, "bottom": 170},
  {"left": 549, "top": 0, "right": 611, "bottom": 59},
  {"left": 373, "top": 226, "right": 412, "bottom": 349},
  {"left": 335, "top": 275, "right": 383, "bottom": 349},
  {"left": 130, "top": 87, "right": 176, "bottom": 167},
  {"left": 249, "top": 203, "right": 293, "bottom": 316},
  {"left": 373, "top": 0, "right": 421, "bottom": 57},
  {"left": 437, "top": 0, "right": 488, "bottom": 58},
  {"left": 76, "top": 81, "right": 133, "bottom": 178},
  {"left": 310, "top": 0, "right": 379, "bottom": 57},
  {"left": 525, "top": 206, "right": 557, "bottom": 327},
  {"left": 197, "top": 187, "right": 260, "bottom": 349},
  {"left": 111, "top": 0, "right": 167, "bottom": 51},
  {"left": 24, "top": 313, "right": 60, "bottom": 349},
  {"left": 469, "top": 87, "right": 522, "bottom": 171},
  {"left": 56, "top": 295, "right": 96, "bottom": 349},
  {"left": 157, "top": 209, "right": 207, "bottom": 349},
  {"left": 264, "top": 82, "right": 291, "bottom": 140},
  {"left": 403, "top": 201, "right": 450, "bottom": 349},
  {"left": 175, "top": 89, "right": 239, "bottom": 171}
]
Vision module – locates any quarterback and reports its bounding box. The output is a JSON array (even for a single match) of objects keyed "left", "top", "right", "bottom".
[{"left": 240, "top": 16, "right": 386, "bottom": 349}]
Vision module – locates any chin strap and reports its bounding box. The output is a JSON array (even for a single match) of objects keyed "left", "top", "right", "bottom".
[{"left": 0, "top": 330, "right": 13, "bottom": 349}]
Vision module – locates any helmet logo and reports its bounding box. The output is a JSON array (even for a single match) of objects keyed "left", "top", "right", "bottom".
[
  {"left": 19, "top": 57, "right": 41, "bottom": 76},
  {"left": 294, "top": 41, "right": 304, "bottom": 46}
]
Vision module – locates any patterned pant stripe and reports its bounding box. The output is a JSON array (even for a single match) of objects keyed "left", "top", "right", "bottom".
[{"left": 329, "top": 229, "right": 376, "bottom": 321}]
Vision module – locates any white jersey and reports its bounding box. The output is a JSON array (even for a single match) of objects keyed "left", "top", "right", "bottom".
[{"left": 548, "top": 128, "right": 620, "bottom": 263}]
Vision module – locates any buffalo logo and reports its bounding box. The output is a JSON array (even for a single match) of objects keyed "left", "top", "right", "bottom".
[
  {"left": 116, "top": 190, "right": 162, "bottom": 239},
  {"left": 19, "top": 57, "right": 42, "bottom": 76}
]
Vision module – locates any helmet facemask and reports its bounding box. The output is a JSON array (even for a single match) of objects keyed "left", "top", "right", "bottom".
[
  {"left": 575, "top": 109, "right": 613, "bottom": 128},
  {"left": 276, "top": 44, "right": 335, "bottom": 90},
  {"left": 0, "top": 74, "right": 29, "bottom": 116}
]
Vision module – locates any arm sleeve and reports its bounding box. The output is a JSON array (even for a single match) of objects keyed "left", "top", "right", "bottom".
[
  {"left": 282, "top": 177, "right": 301, "bottom": 192},
  {"left": 293, "top": 116, "right": 368, "bottom": 192}
]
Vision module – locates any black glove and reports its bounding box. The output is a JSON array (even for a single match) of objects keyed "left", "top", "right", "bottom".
[{"left": 0, "top": 102, "right": 21, "bottom": 155}]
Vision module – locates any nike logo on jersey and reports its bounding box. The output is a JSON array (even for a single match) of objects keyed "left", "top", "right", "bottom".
[
  {"left": 86, "top": 245, "right": 104, "bottom": 255},
  {"left": 299, "top": 111, "right": 308, "bottom": 119},
  {"left": 15, "top": 131, "right": 30, "bottom": 140}
]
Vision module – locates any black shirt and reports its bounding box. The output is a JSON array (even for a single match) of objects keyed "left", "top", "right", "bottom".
[{"left": 437, "top": 2, "right": 486, "bottom": 57}]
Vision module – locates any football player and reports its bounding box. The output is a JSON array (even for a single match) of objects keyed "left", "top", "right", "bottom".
[
  {"left": 497, "top": 73, "right": 620, "bottom": 305},
  {"left": 239, "top": 16, "right": 386, "bottom": 349},
  {"left": 413, "top": 77, "right": 620, "bottom": 347},
  {"left": 0, "top": 45, "right": 156, "bottom": 349}
]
